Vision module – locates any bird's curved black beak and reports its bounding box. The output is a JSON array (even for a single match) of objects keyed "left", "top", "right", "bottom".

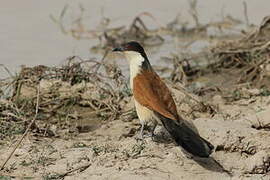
[{"left": 112, "top": 46, "right": 124, "bottom": 52}]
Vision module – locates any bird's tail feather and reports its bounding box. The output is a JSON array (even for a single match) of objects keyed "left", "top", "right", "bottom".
[{"left": 156, "top": 113, "right": 214, "bottom": 157}]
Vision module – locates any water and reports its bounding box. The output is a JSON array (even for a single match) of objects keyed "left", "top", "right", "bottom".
[{"left": 1, "top": 0, "right": 270, "bottom": 78}]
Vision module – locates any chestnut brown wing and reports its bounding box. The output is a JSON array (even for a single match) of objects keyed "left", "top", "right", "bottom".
[{"left": 133, "top": 70, "right": 179, "bottom": 121}]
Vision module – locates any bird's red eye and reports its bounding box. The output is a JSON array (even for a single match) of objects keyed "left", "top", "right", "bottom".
[{"left": 124, "top": 44, "right": 131, "bottom": 51}]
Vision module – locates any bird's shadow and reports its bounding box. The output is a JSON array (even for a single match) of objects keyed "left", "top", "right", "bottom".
[
  {"left": 192, "top": 156, "right": 233, "bottom": 177},
  {"left": 151, "top": 133, "right": 233, "bottom": 177},
  {"left": 137, "top": 125, "right": 233, "bottom": 177}
]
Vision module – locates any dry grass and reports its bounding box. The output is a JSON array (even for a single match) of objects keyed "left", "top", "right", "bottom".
[
  {"left": 0, "top": 56, "right": 130, "bottom": 141},
  {"left": 211, "top": 16, "right": 270, "bottom": 88}
]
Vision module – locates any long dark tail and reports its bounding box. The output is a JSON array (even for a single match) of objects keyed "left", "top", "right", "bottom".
[{"left": 157, "top": 113, "right": 214, "bottom": 158}]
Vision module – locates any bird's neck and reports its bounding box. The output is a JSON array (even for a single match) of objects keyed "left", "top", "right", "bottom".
[{"left": 125, "top": 52, "right": 152, "bottom": 89}]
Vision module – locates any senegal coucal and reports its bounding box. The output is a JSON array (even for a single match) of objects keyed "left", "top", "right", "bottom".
[{"left": 113, "top": 41, "right": 214, "bottom": 158}]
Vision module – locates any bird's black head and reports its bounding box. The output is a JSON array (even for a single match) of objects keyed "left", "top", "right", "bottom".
[
  {"left": 113, "top": 41, "right": 145, "bottom": 55},
  {"left": 113, "top": 41, "right": 152, "bottom": 70}
]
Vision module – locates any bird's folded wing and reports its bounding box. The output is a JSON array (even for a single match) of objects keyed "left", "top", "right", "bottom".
[{"left": 133, "top": 70, "right": 179, "bottom": 121}]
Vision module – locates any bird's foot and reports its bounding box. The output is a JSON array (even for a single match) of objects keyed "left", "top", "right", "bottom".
[
  {"left": 135, "top": 133, "right": 144, "bottom": 141},
  {"left": 135, "top": 130, "right": 146, "bottom": 141},
  {"left": 134, "top": 132, "right": 153, "bottom": 141},
  {"left": 149, "top": 132, "right": 159, "bottom": 142}
]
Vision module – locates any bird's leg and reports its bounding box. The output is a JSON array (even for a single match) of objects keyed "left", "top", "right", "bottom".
[
  {"left": 139, "top": 123, "right": 145, "bottom": 139},
  {"left": 150, "top": 121, "right": 158, "bottom": 141},
  {"left": 136, "top": 120, "right": 157, "bottom": 140},
  {"left": 150, "top": 121, "right": 158, "bottom": 137},
  {"left": 135, "top": 122, "right": 145, "bottom": 140}
]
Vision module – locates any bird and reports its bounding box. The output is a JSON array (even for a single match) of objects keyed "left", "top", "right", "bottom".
[{"left": 113, "top": 41, "right": 214, "bottom": 158}]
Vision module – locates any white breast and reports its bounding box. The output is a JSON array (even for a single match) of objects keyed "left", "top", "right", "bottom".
[
  {"left": 134, "top": 99, "right": 154, "bottom": 124},
  {"left": 124, "top": 51, "right": 144, "bottom": 89}
]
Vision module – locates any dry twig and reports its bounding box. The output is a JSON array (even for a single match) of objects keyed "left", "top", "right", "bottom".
[{"left": 1, "top": 82, "right": 41, "bottom": 170}]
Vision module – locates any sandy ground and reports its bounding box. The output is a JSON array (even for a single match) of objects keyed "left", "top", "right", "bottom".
[{"left": 1, "top": 85, "right": 270, "bottom": 180}]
